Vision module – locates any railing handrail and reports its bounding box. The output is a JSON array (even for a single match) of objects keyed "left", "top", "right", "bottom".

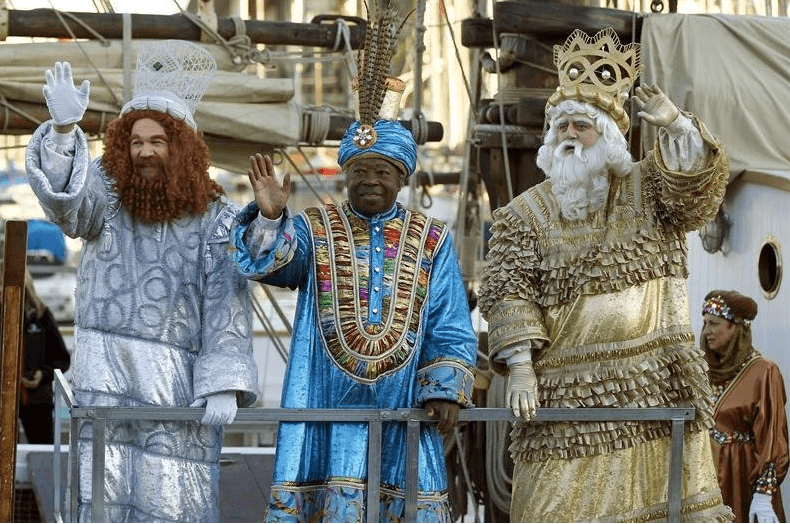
[{"left": 53, "top": 370, "right": 693, "bottom": 523}]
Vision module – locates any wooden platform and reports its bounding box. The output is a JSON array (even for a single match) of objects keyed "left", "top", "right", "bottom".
[{"left": 27, "top": 450, "right": 274, "bottom": 522}]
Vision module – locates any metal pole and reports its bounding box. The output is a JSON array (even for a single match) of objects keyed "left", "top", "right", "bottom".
[
  {"left": 54, "top": 377, "right": 63, "bottom": 521},
  {"left": 667, "top": 416, "right": 686, "bottom": 522},
  {"left": 405, "top": 419, "right": 420, "bottom": 522},
  {"left": 90, "top": 417, "right": 106, "bottom": 522},
  {"left": 366, "top": 419, "right": 382, "bottom": 521}
]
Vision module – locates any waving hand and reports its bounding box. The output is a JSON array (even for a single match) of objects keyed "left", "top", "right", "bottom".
[
  {"left": 43, "top": 62, "right": 90, "bottom": 127},
  {"left": 632, "top": 84, "right": 680, "bottom": 128},
  {"left": 248, "top": 153, "right": 291, "bottom": 220}
]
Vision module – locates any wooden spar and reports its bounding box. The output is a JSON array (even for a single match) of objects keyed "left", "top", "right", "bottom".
[
  {"left": 0, "top": 101, "right": 444, "bottom": 143},
  {"left": 4, "top": 9, "right": 367, "bottom": 48},
  {"left": 0, "top": 220, "right": 27, "bottom": 523}
]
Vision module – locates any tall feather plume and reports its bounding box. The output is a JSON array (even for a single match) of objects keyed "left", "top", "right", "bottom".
[{"left": 357, "top": 0, "right": 410, "bottom": 127}]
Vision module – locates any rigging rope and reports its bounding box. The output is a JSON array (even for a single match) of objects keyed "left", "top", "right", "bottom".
[
  {"left": 278, "top": 146, "right": 340, "bottom": 208},
  {"left": 249, "top": 287, "right": 290, "bottom": 362},
  {"left": 485, "top": 373, "right": 513, "bottom": 515},
  {"left": 46, "top": 1, "right": 122, "bottom": 111}
]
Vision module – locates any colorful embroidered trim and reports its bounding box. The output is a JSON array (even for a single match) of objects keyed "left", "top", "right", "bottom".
[
  {"left": 305, "top": 203, "right": 445, "bottom": 383},
  {"left": 702, "top": 295, "right": 734, "bottom": 321},
  {"left": 709, "top": 428, "right": 755, "bottom": 445},
  {"left": 755, "top": 463, "right": 778, "bottom": 495}
]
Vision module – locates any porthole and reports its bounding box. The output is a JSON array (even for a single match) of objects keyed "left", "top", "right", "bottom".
[{"left": 757, "top": 239, "right": 782, "bottom": 299}]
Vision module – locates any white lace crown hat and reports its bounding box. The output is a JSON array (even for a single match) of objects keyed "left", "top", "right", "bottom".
[{"left": 120, "top": 39, "right": 217, "bottom": 131}]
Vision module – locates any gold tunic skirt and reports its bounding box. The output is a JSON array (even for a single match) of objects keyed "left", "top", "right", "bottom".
[
  {"left": 512, "top": 430, "right": 725, "bottom": 522},
  {"left": 508, "top": 279, "right": 733, "bottom": 522}
]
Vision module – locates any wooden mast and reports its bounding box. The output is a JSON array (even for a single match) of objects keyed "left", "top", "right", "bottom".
[
  {"left": 0, "top": 220, "right": 27, "bottom": 523},
  {"left": 3, "top": 8, "right": 367, "bottom": 48}
]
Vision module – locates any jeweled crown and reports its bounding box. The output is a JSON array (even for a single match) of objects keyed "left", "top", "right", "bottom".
[{"left": 547, "top": 27, "right": 642, "bottom": 134}]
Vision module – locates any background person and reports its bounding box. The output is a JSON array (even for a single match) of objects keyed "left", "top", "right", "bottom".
[
  {"left": 702, "top": 290, "right": 789, "bottom": 523},
  {"left": 18, "top": 267, "right": 71, "bottom": 444}
]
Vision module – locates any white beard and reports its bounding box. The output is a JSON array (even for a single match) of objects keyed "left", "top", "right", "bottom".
[{"left": 545, "top": 138, "right": 611, "bottom": 221}]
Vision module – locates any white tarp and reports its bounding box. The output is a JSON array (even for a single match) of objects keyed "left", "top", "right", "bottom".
[
  {"left": 0, "top": 41, "right": 303, "bottom": 174},
  {"left": 640, "top": 13, "right": 790, "bottom": 179}
]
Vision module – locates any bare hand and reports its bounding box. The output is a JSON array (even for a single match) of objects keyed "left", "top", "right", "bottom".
[
  {"left": 632, "top": 84, "right": 680, "bottom": 128},
  {"left": 424, "top": 399, "right": 460, "bottom": 435},
  {"left": 248, "top": 153, "right": 291, "bottom": 220},
  {"left": 21, "top": 369, "right": 44, "bottom": 389}
]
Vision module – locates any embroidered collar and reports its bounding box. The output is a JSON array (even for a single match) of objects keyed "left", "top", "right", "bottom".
[
  {"left": 304, "top": 203, "right": 445, "bottom": 383},
  {"left": 346, "top": 202, "right": 399, "bottom": 222}
]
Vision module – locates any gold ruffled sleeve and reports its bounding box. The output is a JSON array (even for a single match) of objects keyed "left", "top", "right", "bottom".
[
  {"left": 485, "top": 299, "right": 548, "bottom": 375},
  {"left": 479, "top": 200, "right": 550, "bottom": 374},
  {"left": 649, "top": 113, "right": 730, "bottom": 232}
]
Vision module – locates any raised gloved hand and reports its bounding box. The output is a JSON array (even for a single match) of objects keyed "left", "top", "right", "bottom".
[
  {"left": 190, "top": 391, "right": 238, "bottom": 426},
  {"left": 507, "top": 360, "right": 538, "bottom": 421},
  {"left": 43, "top": 62, "right": 90, "bottom": 126},
  {"left": 749, "top": 493, "right": 779, "bottom": 523},
  {"left": 632, "top": 84, "right": 680, "bottom": 128}
]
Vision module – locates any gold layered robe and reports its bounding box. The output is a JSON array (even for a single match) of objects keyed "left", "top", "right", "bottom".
[{"left": 480, "top": 116, "right": 733, "bottom": 522}]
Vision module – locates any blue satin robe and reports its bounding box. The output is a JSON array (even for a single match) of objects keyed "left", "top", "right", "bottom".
[{"left": 231, "top": 201, "right": 477, "bottom": 522}]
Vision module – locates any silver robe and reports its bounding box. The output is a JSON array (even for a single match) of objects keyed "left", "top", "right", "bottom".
[{"left": 25, "top": 122, "right": 258, "bottom": 522}]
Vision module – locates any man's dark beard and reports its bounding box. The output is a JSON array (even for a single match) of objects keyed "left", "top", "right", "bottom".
[{"left": 118, "top": 159, "right": 183, "bottom": 222}]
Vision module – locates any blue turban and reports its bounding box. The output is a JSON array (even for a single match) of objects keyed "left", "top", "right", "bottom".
[{"left": 337, "top": 119, "right": 417, "bottom": 177}]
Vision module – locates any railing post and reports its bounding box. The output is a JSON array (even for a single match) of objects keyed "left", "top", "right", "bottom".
[
  {"left": 405, "top": 418, "right": 420, "bottom": 522},
  {"left": 53, "top": 369, "right": 77, "bottom": 523},
  {"left": 366, "top": 418, "right": 382, "bottom": 522},
  {"left": 667, "top": 414, "right": 687, "bottom": 522},
  {"left": 69, "top": 413, "right": 79, "bottom": 522},
  {"left": 54, "top": 378, "right": 63, "bottom": 521},
  {"left": 90, "top": 416, "right": 106, "bottom": 522}
]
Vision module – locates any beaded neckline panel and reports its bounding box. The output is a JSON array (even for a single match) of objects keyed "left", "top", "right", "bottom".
[{"left": 304, "top": 203, "right": 445, "bottom": 383}]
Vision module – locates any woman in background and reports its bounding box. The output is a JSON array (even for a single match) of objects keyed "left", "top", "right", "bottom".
[
  {"left": 702, "top": 289, "right": 789, "bottom": 522},
  {"left": 19, "top": 268, "right": 70, "bottom": 444}
]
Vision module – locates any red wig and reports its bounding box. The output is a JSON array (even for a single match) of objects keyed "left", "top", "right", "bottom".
[{"left": 102, "top": 110, "right": 224, "bottom": 222}]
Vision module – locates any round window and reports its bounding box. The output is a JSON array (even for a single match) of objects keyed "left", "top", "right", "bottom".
[{"left": 758, "top": 239, "right": 782, "bottom": 299}]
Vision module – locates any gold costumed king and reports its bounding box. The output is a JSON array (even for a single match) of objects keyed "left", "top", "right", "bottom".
[{"left": 479, "top": 27, "right": 734, "bottom": 522}]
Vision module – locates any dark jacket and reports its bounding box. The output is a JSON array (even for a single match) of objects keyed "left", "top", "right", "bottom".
[{"left": 23, "top": 307, "right": 70, "bottom": 406}]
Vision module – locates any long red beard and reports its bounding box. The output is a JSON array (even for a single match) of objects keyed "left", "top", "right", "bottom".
[{"left": 116, "top": 159, "right": 185, "bottom": 222}]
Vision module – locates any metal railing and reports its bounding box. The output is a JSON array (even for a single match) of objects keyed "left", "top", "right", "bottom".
[{"left": 53, "top": 370, "right": 695, "bottom": 523}]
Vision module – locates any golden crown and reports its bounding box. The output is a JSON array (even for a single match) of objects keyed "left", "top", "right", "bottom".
[{"left": 547, "top": 27, "right": 642, "bottom": 134}]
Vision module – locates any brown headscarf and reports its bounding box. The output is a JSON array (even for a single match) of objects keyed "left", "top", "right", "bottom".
[{"left": 701, "top": 290, "right": 758, "bottom": 385}]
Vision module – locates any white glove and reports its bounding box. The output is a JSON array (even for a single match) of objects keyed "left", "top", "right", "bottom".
[
  {"left": 190, "top": 391, "right": 238, "bottom": 426},
  {"left": 749, "top": 493, "right": 778, "bottom": 523},
  {"left": 632, "top": 84, "right": 680, "bottom": 128},
  {"left": 506, "top": 360, "right": 539, "bottom": 421},
  {"left": 43, "top": 62, "right": 90, "bottom": 126}
]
